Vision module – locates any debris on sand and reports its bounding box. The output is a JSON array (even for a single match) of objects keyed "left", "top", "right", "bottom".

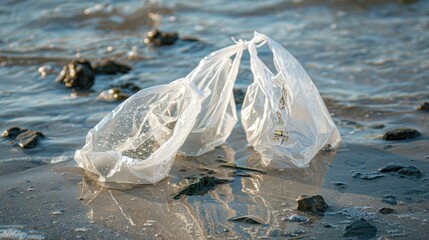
[
  {"left": 173, "top": 176, "right": 231, "bottom": 199},
  {"left": 220, "top": 163, "right": 267, "bottom": 174}
]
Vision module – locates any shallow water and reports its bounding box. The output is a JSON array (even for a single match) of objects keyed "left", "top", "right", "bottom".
[{"left": 0, "top": 0, "right": 428, "bottom": 239}]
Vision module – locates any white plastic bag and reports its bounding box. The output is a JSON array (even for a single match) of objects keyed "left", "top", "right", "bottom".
[
  {"left": 75, "top": 78, "right": 209, "bottom": 184},
  {"left": 179, "top": 42, "right": 245, "bottom": 156},
  {"left": 241, "top": 32, "right": 341, "bottom": 168}
]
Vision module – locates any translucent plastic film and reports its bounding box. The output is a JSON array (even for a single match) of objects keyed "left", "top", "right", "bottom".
[
  {"left": 75, "top": 79, "right": 209, "bottom": 184},
  {"left": 180, "top": 43, "right": 245, "bottom": 156},
  {"left": 241, "top": 32, "right": 341, "bottom": 167}
]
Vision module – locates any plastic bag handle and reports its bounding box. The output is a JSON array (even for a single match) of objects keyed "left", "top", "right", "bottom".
[{"left": 248, "top": 38, "right": 280, "bottom": 111}]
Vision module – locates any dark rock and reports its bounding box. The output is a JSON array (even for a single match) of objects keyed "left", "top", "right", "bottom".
[
  {"left": 18, "top": 134, "right": 39, "bottom": 148},
  {"left": 56, "top": 59, "right": 95, "bottom": 90},
  {"left": 378, "top": 163, "right": 422, "bottom": 178},
  {"left": 379, "top": 162, "right": 406, "bottom": 173},
  {"left": 2, "top": 128, "right": 44, "bottom": 149},
  {"left": 378, "top": 207, "right": 394, "bottom": 214},
  {"left": 296, "top": 195, "right": 329, "bottom": 213},
  {"left": 1, "top": 127, "right": 27, "bottom": 138},
  {"left": 398, "top": 166, "right": 422, "bottom": 177},
  {"left": 15, "top": 130, "right": 44, "bottom": 149},
  {"left": 144, "top": 29, "right": 179, "bottom": 46},
  {"left": 382, "top": 195, "right": 397, "bottom": 205},
  {"left": 96, "top": 89, "right": 129, "bottom": 102},
  {"left": 382, "top": 127, "right": 420, "bottom": 140},
  {"left": 93, "top": 59, "right": 131, "bottom": 75},
  {"left": 343, "top": 219, "right": 377, "bottom": 238},
  {"left": 228, "top": 215, "right": 264, "bottom": 225},
  {"left": 173, "top": 176, "right": 231, "bottom": 199},
  {"left": 417, "top": 102, "right": 429, "bottom": 111}
]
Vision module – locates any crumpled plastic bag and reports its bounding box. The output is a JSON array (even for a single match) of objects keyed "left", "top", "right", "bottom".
[
  {"left": 180, "top": 42, "right": 245, "bottom": 156},
  {"left": 241, "top": 32, "right": 341, "bottom": 167},
  {"left": 74, "top": 78, "right": 209, "bottom": 184}
]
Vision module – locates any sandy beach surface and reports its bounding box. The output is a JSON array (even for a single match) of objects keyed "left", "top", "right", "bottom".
[{"left": 1, "top": 120, "right": 428, "bottom": 239}]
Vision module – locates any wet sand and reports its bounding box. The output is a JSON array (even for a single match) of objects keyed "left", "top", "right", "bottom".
[{"left": 1, "top": 122, "right": 428, "bottom": 239}]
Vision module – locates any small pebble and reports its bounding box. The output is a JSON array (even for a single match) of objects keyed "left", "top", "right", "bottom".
[
  {"left": 379, "top": 207, "right": 395, "bottom": 214},
  {"left": 296, "top": 195, "right": 329, "bottom": 213},
  {"left": 343, "top": 219, "right": 377, "bottom": 238},
  {"left": 382, "top": 127, "right": 420, "bottom": 140}
]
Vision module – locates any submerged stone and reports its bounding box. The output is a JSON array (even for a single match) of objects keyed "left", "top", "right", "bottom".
[
  {"left": 397, "top": 166, "right": 422, "bottom": 177},
  {"left": 343, "top": 219, "right": 377, "bottom": 238},
  {"left": 228, "top": 215, "right": 264, "bottom": 224},
  {"left": 96, "top": 88, "right": 129, "bottom": 102},
  {"left": 173, "top": 176, "right": 231, "bottom": 199},
  {"left": 2, "top": 127, "right": 44, "bottom": 149},
  {"left": 382, "top": 127, "right": 420, "bottom": 140},
  {"left": 296, "top": 195, "right": 329, "bottom": 213},
  {"left": 15, "top": 130, "right": 44, "bottom": 149},
  {"left": 1, "top": 127, "right": 27, "bottom": 138},
  {"left": 144, "top": 29, "right": 179, "bottom": 46},
  {"left": 417, "top": 102, "right": 429, "bottom": 111},
  {"left": 93, "top": 59, "right": 131, "bottom": 75},
  {"left": 56, "top": 59, "right": 95, "bottom": 90}
]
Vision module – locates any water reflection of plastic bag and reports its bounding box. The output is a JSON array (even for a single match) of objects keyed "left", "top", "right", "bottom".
[
  {"left": 241, "top": 32, "right": 341, "bottom": 168},
  {"left": 180, "top": 43, "right": 244, "bottom": 156},
  {"left": 75, "top": 78, "right": 209, "bottom": 184}
]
